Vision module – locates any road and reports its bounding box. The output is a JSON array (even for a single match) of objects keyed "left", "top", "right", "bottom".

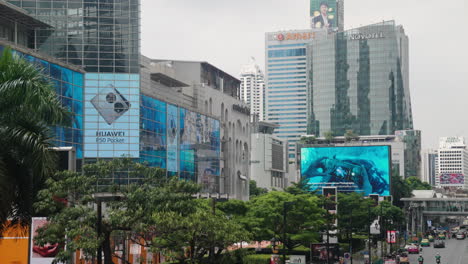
[{"left": 407, "top": 237, "right": 468, "bottom": 264}]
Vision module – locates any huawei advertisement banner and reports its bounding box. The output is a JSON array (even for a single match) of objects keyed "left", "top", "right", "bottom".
[
  {"left": 301, "top": 146, "right": 391, "bottom": 196},
  {"left": 310, "top": 0, "right": 337, "bottom": 31},
  {"left": 30, "top": 218, "right": 59, "bottom": 264},
  {"left": 84, "top": 73, "right": 140, "bottom": 158}
]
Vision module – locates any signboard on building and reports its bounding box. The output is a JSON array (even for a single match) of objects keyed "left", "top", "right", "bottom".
[
  {"left": 289, "top": 255, "right": 306, "bottom": 264},
  {"left": 167, "top": 104, "right": 179, "bottom": 172},
  {"left": 84, "top": 73, "right": 140, "bottom": 158},
  {"left": 310, "top": 0, "right": 338, "bottom": 31},
  {"left": 387, "top": 230, "right": 396, "bottom": 244},
  {"left": 30, "top": 218, "right": 57, "bottom": 264},
  {"left": 440, "top": 173, "right": 464, "bottom": 185},
  {"left": 301, "top": 146, "right": 391, "bottom": 196}
]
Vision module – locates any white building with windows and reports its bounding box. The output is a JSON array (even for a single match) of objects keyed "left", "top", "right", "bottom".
[
  {"left": 264, "top": 29, "right": 326, "bottom": 162},
  {"left": 436, "top": 137, "right": 468, "bottom": 190},
  {"left": 240, "top": 59, "right": 265, "bottom": 121}
]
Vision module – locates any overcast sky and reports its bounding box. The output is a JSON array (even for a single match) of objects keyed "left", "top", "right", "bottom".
[{"left": 141, "top": 0, "right": 468, "bottom": 149}]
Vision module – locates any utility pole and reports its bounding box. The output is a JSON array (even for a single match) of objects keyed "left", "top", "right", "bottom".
[
  {"left": 283, "top": 201, "right": 293, "bottom": 264},
  {"left": 380, "top": 204, "right": 384, "bottom": 259},
  {"left": 368, "top": 205, "right": 372, "bottom": 264},
  {"left": 350, "top": 209, "right": 353, "bottom": 264},
  {"left": 97, "top": 200, "right": 102, "bottom": 264}
]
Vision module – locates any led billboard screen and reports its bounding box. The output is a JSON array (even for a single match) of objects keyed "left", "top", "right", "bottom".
[
  {"left": 84, "top": 73, "right": 140, "bottom": 158},
  {"left": 440, "top": 173, "right": 464, "bottom": 185},
  {"left": 310, "top": 0, "right": 337, "bottom": 30},
  {"left": 301, "top": 146, "right": 391, "bottom": 196}
]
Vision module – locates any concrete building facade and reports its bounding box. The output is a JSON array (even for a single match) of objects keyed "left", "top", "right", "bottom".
[
  {"left": 436, "top": 137, "right": 468, "bottom": 190},
  {"left": 421, "top": 149, "right": 438, "bottom": 186},
  {"left": 141, "top": 58, "right": 251, "bottom": 200},
  {"left": 240, "top": 60, "right": 265, "bottom": 121},
  {"left": 250, "top": 122, "right": 288, "bottom": 190}
]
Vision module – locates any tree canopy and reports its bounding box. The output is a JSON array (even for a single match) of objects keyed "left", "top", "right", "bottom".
[
  {"left": 245, "top": 191, "right": 325, "bottom": 250},
  {"left": 0, "top": 47, "right": 70, "bottom": 229}
]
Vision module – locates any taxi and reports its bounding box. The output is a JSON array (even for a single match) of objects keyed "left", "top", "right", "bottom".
[{"left": 420, "top": 238, "right": 430, "bottom": 247}]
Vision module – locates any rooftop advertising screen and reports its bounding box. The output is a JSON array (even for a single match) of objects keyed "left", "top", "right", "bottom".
[
  {"left": 301, "top": 146, "right": 391, "bottom": 196},
  {"left": 310, "top": 0, "right": 337, "bottom": 31}
]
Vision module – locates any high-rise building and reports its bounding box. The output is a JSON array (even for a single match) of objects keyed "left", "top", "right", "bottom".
[
  {"left": 265, "top": 29, "right": 326, "bottom": 161},
  {"left": 240, "top": 59, "right": 265, "bottom": 121},
  {"left": 421, "top": 149, "right": 438, "bottom": 186},
  {"left": 6, "top": 0, "right": 140, "bottom": 74},
  {"left": 436, "top": 137, "right": 468, "bottom": 190},
  {"left": 307, "top": 21, "right": 413, "bottom": 137}
]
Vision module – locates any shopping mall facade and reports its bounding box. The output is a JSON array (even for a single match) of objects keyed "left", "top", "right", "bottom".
[{"left": 0, "top": 0, "right": 250, "bottom": 200}]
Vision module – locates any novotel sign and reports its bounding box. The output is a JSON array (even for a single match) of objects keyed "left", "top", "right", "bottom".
[
  {"left": 274, "top": 32, "right": 316, "bottom": 41},
  {"left": 349, "top": 32, "right": 385, "bottom": 40}
]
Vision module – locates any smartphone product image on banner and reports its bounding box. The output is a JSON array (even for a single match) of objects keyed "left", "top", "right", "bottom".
[{"left": 91, "top": 84, "right": 131, "bottom": 125}]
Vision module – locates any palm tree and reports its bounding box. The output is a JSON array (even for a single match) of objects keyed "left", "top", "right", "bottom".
[{"left": 0, "top": 47, "right": 70, "bottom": 229}]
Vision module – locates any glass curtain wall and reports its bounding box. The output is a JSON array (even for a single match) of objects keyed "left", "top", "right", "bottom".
[{"left": 7, "top": 0, "right": 140, "bottom": 74}]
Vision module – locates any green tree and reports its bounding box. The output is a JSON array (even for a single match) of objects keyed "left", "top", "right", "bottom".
[
  {"left": 33, "top": 159, "right": 201, "bottom": 264},
  {"left": 344, "top": 129, "right": 359, "bottom": 142},
  {"left": 249, "top": 180, "right": 268, "bottom": 197},
  {"left": 405, "top": 176, "right": 432, "bottom": 190},
  {"left": 324, "top": 131, "right": 334, "bottom": 143},
  {"left": 246, "top": 191, "right": 324, "bottom": 250},
  {"left": 391, "top": 171, "right": 412, "bottom": 208},
  {"left": 0, "top": 47, "right": 70, "bottom": 229},
  {"left": 299, "top": 136, "right": 317, "bottom": 144},
  {"left": 336, "top": 193, "right": 375, "bottom": 239},
  {"left": 152, "top": 199, "right": 251, "bottom": 264},
  {"left": 372, "top": 201, "right": 405, "bottom": 231}
]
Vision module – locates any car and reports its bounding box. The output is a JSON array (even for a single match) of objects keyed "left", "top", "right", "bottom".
[
  {"left": 428, "top": 235, "right": 434, "bottom": 242},
  {"left": 438, "top": 233, "right": 446, "bottom": 240},
  {"left": 398, "top": 252, "right": 409, "bottom": 264},
  {"left": 434, "top": 240, "right": 445, "bottom": 248},
  {"left": 420, "top": 239, "right": 430, "bottom": 246},
  {"left": 456, "top": 232, "right": 465, "bottom": 240},
  {"left": 407, "top": 244, "right": 420, "bottom": 254}
]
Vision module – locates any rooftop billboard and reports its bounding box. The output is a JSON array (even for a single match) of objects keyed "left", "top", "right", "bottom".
[
  {"left": 300, "top": 146, "right": 391, "bottom": 196},
  {"left": 310, "top": 0, "right": 337, "bottom": 31}
]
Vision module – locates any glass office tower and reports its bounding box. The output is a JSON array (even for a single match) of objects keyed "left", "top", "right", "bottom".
[
  {"left": 265, "top": 29, "right": 325, "bottom": 160},
  {"left": 307, "top": 21, "right": 413, "bottom": 137},
  {"left": 7, "top": 0, "right": 139, "bottom": 74}
]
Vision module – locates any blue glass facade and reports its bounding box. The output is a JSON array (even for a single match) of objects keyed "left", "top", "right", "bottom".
[
  {"left": 0, "top": 45, "right": 84, "bottom": 159},
  {"left": 140, "top": 95, "right": 221, "bottom": 192}
]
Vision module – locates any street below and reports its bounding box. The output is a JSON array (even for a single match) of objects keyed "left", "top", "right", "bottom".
[{"left": 407, "top": 237, "right": 468, "bottom": 264}]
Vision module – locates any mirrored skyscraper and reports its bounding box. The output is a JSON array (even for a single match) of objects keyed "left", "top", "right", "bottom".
[{"left": 307, "top": 21, "right": 413, "bottom": 137}]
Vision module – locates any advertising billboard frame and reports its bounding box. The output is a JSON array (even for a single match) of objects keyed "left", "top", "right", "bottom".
[
  {"left": 309, "top": 0, "right": 338, "bottom": 32},
  {"left": 300, "top": 145, "right": 392, "bottom": 196}
]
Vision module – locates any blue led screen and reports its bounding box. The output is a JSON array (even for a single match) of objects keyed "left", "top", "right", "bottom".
[
  {"left": 84, "top": 73, "right": 140, "bottom": 158},
  {"left": 0, "top": 45, "right": 84, "bottom": 159},
  {"left": 301, "top": 146, "right": 390, "bottom": 196},
  {"left": 140, "top": 95, "right": 221, "bottom": 192}
]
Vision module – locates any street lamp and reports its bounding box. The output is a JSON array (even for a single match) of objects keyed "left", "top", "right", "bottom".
[{"left": 93, "top": 192, "right": 124, "bottom": 264}]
